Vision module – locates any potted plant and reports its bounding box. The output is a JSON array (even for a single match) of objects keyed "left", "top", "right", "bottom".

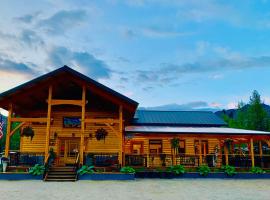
[
  {"left": 21, "top": 126, "right": 35, "bottom": 140},
  {"left": 198, "top": 165, "right": 211, "bottom": 176},
  {"left": 1, "top": 157, "right": 9, "bottom": 173},
  {"left": 95, "top": 128, "right": 108, "bottom": 142},
  {"left": 167, "top": 165, "right": 185, "bottom": 176},
  {"left": 77, "top": 165, "right": 95, "bottom": 175},
  {"left": 120, "top": 166, "right": 136, "bottom": 174},
  {"left": 221, "top": 165, "right": 237, "bottom": 176},
  {"left": 29, "top": 164, "right": 45, "bottom": 176}
]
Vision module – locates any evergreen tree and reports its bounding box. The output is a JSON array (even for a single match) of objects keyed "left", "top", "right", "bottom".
[{"left": 223, "top": 90, "right": 270, "bottom": 131}]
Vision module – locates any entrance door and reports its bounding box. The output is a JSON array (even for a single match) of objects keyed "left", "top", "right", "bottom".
[{"left": 59, "top": 139, "right": 80, "bottom": 165}]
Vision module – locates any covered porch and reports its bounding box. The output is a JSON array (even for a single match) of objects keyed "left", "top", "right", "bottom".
[
  {"left": 0, "top": 66, "right": 138, "bottom": 172},
  {"left": 124, "top": 126, "right": 270, "bottom": 169}
]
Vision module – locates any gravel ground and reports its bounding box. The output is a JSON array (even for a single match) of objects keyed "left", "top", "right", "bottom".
[{"left": 0, "top": 179, "right": 270, "bottom": 200}]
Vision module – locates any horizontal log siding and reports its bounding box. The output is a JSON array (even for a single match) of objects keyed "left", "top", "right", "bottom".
[
  {"left": 125, "top": 135, "right": 220, "bottom": 155},
  {"left": 20, "top": 111, "right": 120, "bottom": 154}
]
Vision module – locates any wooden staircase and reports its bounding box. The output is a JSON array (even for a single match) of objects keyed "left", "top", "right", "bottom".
[{"left": 44, "top": 166, "right": 77, "bottom": 182}]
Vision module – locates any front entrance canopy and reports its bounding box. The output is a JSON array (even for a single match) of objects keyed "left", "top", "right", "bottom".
[
  {"left": 0, "top": 65, "right": 138, "bottom": 117},
  {"left": 125, "top": 126, "right": 270, "bottom": 136}
]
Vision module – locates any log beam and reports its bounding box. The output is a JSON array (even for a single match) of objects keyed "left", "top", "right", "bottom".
[
  {"left": 4, "top": 104, "right": 12, "bottom": 157},
  {"left": 80, "top": 85, "right": 86, "bottom": 164},
  {"left": 50, "top": 99, "right": 83, "bottom": 106},
  {"left": 10, "top": 122, "right": 26, "bottom": 137},
  {"left": 11, "top": 118, "right": 47, "bottom": 123},
  {"left": 84, "top": 118, "right": 120, "bottom": 124}
]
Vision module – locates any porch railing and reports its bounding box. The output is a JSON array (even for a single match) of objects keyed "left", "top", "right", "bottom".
[
  {"left": 6, "top": 151, "right": 45, "bottom": 166},
  {"left": 125, "top": 153, "right": 270, "bottom": 169},
  {"left": 84, "top": 152, "right": 119, "bottom": 168}
]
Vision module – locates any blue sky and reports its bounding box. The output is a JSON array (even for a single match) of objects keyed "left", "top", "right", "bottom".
[{"left": 1, "top": 0, "right": 270, "bottom": 111}]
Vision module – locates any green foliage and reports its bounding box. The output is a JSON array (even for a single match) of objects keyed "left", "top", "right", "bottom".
[
  {"left": 77, "top": 165, "right": 95, "bottom": 175},
  {"left": 223, "top": 90, "right": 270, "bottom": 132},
  {"left": 170, "top": 138, "right": 180, "bottom": 149},
  {"left": 135, "top": 167, "right": 146, "bottom": 172},
  {"left": 167, "top": 165, "right": 185, "bottom": 175},
  {"left": 120, "top": 166, "right": 136, "bottom": 174},
  {"left": 0, "top": 119, "right": 21, "bottom": 151},
  {"left": 29, "top": 164, "right": 45, "bottom": 176},
  {"left": 198, "top": 165, "right": 211, "bottom": 176},
  {"left": 250, "top": 167, "right": 265, "bottom": 174},
  {"left": 221, "top": 165, "right": 237, "bottom": 176}
]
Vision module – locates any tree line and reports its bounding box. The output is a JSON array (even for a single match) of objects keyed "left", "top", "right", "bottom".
[{"left": 222, "top": 90, "right": 270, "bottom": 131}]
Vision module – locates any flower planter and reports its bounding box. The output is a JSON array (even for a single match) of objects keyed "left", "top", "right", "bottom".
[
  {"left": 135, "top": 172, "right": 175, "bottom": 179},
  {"left": 79, "top": 173, "right": 135, "bottom": 180},
  {"left": 0, "top": 173, "right": 43, "bottom": 180},
  {"left": 136, "top": 172, "right": 270, "bottom": 179}
]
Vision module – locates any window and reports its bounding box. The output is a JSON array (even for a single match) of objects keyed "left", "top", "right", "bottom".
[
  {"left": 194, "top": 140, "right": 208, "bottom": 156},
  {"left": 149, "top": 140, "right": 162, "bottom": 154},
  {"left": 131, "top": 141, "right": 144, "bottom": 154},
  {"left": 178, "top": 140, "right": 185, "bottom": 154}
]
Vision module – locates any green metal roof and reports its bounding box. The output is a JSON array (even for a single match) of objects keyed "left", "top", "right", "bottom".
[{"left": 132, "top": 110, "right": 227, "bottom": 127}]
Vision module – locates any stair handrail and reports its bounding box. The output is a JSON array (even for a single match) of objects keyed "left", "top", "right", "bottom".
[
  {"left": 74, "top": 153, "right": 80, "bottom": 180},
  {"left": 43, "top": 153, "right": 53, "bottom": 180}
]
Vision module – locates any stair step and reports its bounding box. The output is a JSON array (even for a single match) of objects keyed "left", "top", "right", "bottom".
[
  {"left": 50, "top": 168, "right": 75, "bottom": 172},
  {"left": 49, "top": 171, "right": 75, "bottom": 174},
  {"left": 45, "top": 166, "right": 77, "bottom": 182},
  {"left": 45, "top": 179, "right": 77, "bottom": 182}
]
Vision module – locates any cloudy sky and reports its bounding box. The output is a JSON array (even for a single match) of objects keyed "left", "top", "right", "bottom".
[{"left": 1, "top": 0, "right": 270, "bottom": 111}]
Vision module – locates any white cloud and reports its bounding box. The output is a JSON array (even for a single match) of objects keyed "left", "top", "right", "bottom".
[{"left": 227, "top": 102, "right": 238, "bottom": 109}]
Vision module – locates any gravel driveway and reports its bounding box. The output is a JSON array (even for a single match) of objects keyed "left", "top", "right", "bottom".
[{"left": 0, "top": 179, "right": 269, "bottom": 200}]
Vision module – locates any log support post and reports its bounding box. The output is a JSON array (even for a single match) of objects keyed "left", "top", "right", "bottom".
[
  {"left": 224, "top": 145, "right": 229, "bottom": 165},
  {"left": 4, "top": 104, "right": 13, "bottom": 157},
  {"left": 45, "top": 85, "right": 52, "bottom": 158},
  {"left": 119, "top": 105, "right": 123, "bottom": 166},
  {"left": 80, "top": 85, "right": 86, "bottom": 165},
  {"left": 199, "top": 140, "right": 202, "bottom": 165},
  {"left": 250, "top": 138, "right": 255, "bottom": 167}
]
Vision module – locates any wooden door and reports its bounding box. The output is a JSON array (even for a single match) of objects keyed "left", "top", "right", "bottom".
[{"left": 59, "top": 139, "right": 80, "bottom": 165}]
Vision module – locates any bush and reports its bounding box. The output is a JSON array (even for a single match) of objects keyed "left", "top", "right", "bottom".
[
  {"left": 198, "top": 165, "right": 210, "bottom": 176},
  {"left": 221, "top": 165, "right": 237, "bottom": 176},
  {"left": 77, "top": 165, "right": 94, "bottom": 175},
  {"left": 120, "top": 166, "right": 136, "bottom": 174},
  {"left": 167, "top": 165, "right": 185, "bottom": 175},
  {"left": 29, "top": 164, "right": 45, "bottom": 176},
  {"left": 250, "top": 167, "right": 265, "bottom": 174}
]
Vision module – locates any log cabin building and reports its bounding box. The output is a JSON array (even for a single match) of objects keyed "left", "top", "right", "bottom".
[{"left": 1, "top": 66, "right": 270, "bottom": 171}]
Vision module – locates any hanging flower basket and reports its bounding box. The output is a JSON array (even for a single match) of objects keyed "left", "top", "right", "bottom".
[
  {"left": 21, "top": 126, "right": 35, "bottom": 140},
  {"left": 95, "top": 128, "right": 108, "bottom": 141}
]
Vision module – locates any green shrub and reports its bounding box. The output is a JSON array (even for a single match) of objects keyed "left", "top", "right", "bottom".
[
  {"left": 250, "top": 167, "right": 265, "bottom": 174},
  {"left": 221, "top": 165, "right": 237, "bottom": 176},
  {"left": 77, "top": 165, "right": 94, "bottom": 175},
  {"left": 29, "top": 164, "right": 45, "bottom": 176},
  {"left": 167, "top": 165, "right": 185, "bottom": 175},
  {"left": 135, "top": 167, "right": 146, "bottom": 172},
  {"left": 198, "top": 165, "right": 210, "bottom": 176},
  {"left": 120, "top": 166, "right": 136, "bottom": 174}
]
